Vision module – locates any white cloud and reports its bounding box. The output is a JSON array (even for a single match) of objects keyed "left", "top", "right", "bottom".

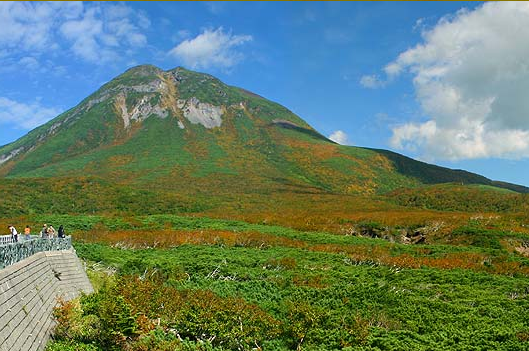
[
  {"left": 60, "top": 7, "right": 105, "bottom": 62},
  {"left": 204, "top": 2, "right": 226, "bottom": 15},
  {"left": 329, "top": 130, "right": 350, "bottom": 145},
  {"left": 359, "top": 74, "right": 386, "bottom": 89},
  {"left": 176, "top": 29, "right": 191, "bottom": 39},
  {"left": 0, "top": 2, "right": 149, "bottom": 65},
  {"left": 137, "top": 13, "right": 151, "bottom": 30},
  {"left": 60, "top": 4, "right": 148, "bottom": 63},
  {"left": 18, "top": 56, "right": 40, "bottom": 71},
  {"left": 0, "top": 2, "right": 58, "bottom": 51},
  {"left": 0, "top": 97, "right": 61, "bottom": 129},
  {"left": 380, "top": 2, "right": 529, "bottom": 160},
  {"left": 169, "top": 27, "right": 252, "bottom": 70}
]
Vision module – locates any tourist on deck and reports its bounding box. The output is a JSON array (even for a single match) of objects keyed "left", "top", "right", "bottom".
[
  {"left": 58, "top": 225, "right": 65, "bottom": 239},
  {"left": 48, "top": 225, "right": 56, "bottom": 238},
  {"left": 41, "top": 224, "right": 48, "bottom": 239},
  {"left": 24, "top": 226, "right": 31, "bottom": 241},
  {"left": 8, "top": 225, "right": 18, "bottom": 242}
]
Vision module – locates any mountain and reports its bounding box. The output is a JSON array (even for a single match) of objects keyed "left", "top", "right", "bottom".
[{"left": 0, "top": 64, "right": 527, "bottom": 216}]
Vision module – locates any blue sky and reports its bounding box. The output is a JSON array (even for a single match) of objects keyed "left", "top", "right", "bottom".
[{"left": 1, "top": 1, "right": 528, "bottom": 186}]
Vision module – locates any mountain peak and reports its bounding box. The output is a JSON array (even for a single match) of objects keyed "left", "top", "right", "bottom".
[
  {"left": 121, "top": 65, "right": 206, "bottom": 80},
  {"left": 0, "top": 64, "right": 324, "bottom": 175},
  {"left": 0, "top": 65, "right": 526, "bottom": 195},
  {"left": 123, "top": 64, "right": 163, "bottom": 76}
]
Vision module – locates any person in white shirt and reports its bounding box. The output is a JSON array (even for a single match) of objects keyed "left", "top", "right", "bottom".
[{"left": 8, "top": 225, "right": 18, "bottom": 243}]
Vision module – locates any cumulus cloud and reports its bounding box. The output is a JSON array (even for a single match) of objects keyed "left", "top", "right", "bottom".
[
  {"left": 381, "top": 2, "right": 529, "bottom": 160},
  {"left": 329, "top": 130, "right": 350, "bottom": 145},
  {"left": 169, "top": 27, "right": 252, "bottom": 70},
  {"left": 0, "top": 2, "right": 149, "bottom": 65},
  {"left": 0, "top": 97, "right": 61, "bottom": 129}
]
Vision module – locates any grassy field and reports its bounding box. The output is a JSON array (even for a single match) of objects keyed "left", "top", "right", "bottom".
[{"left": 43, "top": 214, "right": 529, "bottom": 351}]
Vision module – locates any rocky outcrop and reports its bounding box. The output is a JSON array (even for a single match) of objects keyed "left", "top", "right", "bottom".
[
  {"left": 0, "top": 147, "right": 24, "bottom": 166},
  {"left": 178, "top": 97, "right": 224, "bottom": 129},
  {"left": 114, "top": 93, "right": 168, "bottom": 129}
]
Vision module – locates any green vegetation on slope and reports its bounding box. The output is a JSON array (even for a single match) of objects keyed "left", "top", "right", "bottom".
[
  {"left": 366, "top": 148, "right": 529, "bottom": 193},
  {"left": 387, "top": 183, "right": 529, "bottom": 213}
]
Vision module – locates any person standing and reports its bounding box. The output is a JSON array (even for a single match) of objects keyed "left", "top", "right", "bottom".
[
  {"left": 8, "top": 225, "right": 18, "bottom": 242},
  {"left": 48, "top": 225, "right": 56, "bottom": 238},
  {"left": 41, "top": 224, "right": 48, "bottom": 239},
  {"left": 24, "top": 226, "right": 31, "bottom": 241},
  {"left": 58, "top": 225, "right": 65, "bottom": 238}
]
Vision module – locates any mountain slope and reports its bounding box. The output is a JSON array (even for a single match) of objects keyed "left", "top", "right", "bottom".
[{"left": 0, "top": 64, "right": 527, "bottom": 198}]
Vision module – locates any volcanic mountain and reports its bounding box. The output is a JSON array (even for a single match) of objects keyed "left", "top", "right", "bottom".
[{"left": 0, "top": 65, "right": 527, "bottom": 216}]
